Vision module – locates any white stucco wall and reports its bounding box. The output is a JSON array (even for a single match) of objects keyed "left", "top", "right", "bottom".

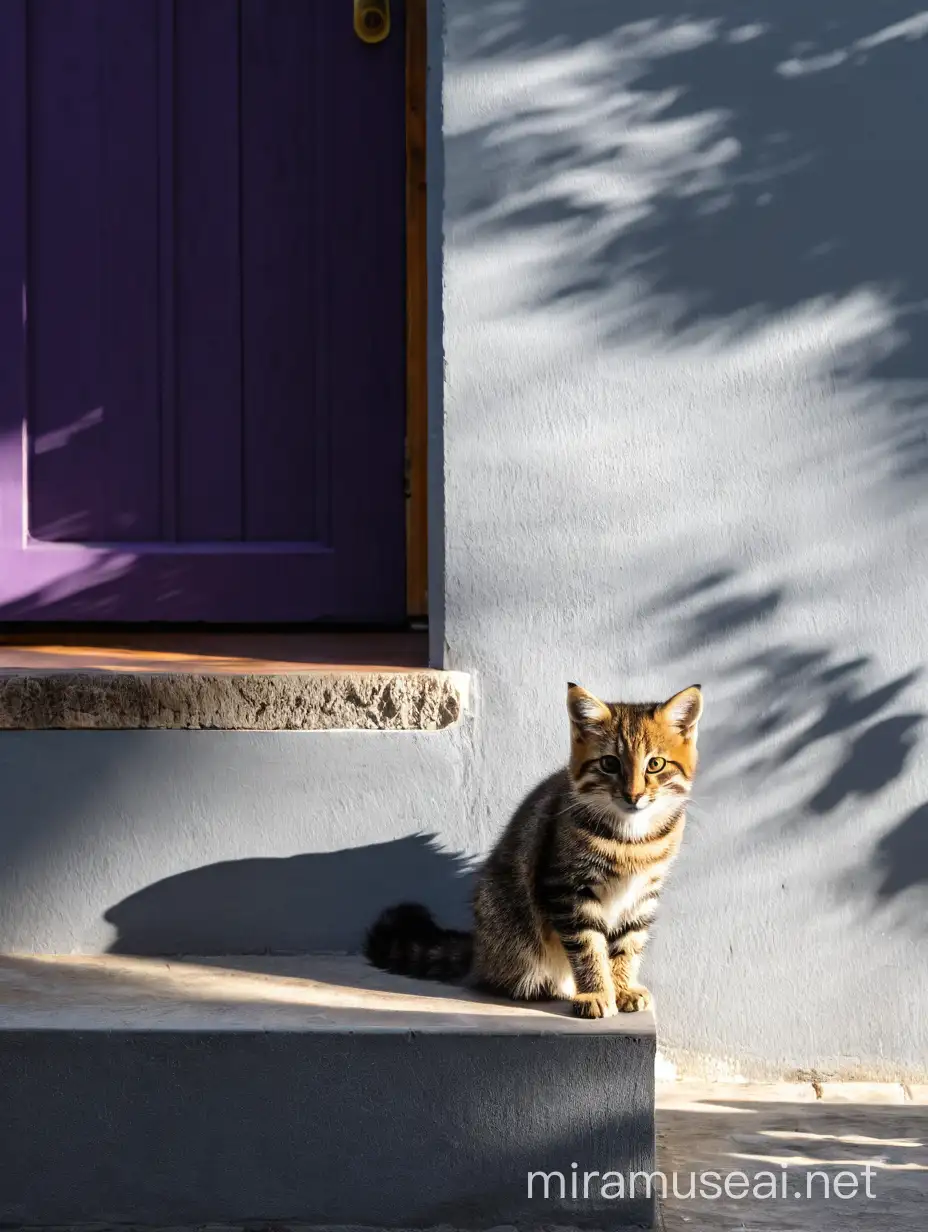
[{"left": 439, "top": 0, "right": 928, "bottom": 1077}]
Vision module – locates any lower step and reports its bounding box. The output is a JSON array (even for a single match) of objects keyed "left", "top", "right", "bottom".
[{"left": 0, "top": 954, "right": 656, "bottom": 1228}]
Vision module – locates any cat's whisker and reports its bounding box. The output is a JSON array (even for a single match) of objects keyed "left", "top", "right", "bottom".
[{"left": 550, "top": 799, "right": 582, "bottom": 821}]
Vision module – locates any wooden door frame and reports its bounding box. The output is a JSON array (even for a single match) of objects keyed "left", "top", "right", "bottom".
[{"left": 405, "top": 0, "right": 428, "bottom": 618}]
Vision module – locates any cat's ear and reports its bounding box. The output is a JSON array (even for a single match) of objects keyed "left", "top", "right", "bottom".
[
  {"left": 658, "top": 685, "right": 703, "bottom": 740},
  {"left": 567, "top": 682, "right": 611, "bottom": 730}
]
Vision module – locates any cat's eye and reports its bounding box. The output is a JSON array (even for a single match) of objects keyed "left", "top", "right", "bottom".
[
  {"left": 599, "top": 755, "right": 621, "bottom": 774},
  {"left": 646, "top": 756, "right": 666, "bottom": 774}
]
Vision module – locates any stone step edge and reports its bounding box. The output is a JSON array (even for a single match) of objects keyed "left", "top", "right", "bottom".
[{"left": 0, "top": 669, "right": 470, "bottom": 732}]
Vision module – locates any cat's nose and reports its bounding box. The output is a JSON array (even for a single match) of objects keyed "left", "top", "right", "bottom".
[{"left": 623, "top": 792, "right": 643, "bottom": 806}]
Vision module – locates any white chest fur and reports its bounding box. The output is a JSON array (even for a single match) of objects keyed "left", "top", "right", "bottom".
[{"left": 594, "top": 873, "right": 651, "bottom": 931}]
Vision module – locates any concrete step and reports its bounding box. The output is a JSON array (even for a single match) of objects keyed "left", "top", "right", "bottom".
[{"left": 0, "top": 954, "right": 655, "bottom": 1229}]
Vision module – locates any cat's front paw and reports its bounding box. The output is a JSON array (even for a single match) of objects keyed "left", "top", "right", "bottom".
[
  {"left": 615, "top": 985, "right": 652, "bottom": 1013},
  {"left": 572, "top": 992, "right": 618, "bottom": 1020}
]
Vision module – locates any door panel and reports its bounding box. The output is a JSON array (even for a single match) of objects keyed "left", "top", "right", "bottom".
[
  {"left": 174, "top": 0, "right": 244, "bottom": 544},
  {"left": 240, "top": 0, "right": 324, "bottom": 545},
  {"left": 29, "top": 0, "right": 161, "bottom": 545},
  {"left": 0, "top": 0, "right": 407, "bottom": 621}
]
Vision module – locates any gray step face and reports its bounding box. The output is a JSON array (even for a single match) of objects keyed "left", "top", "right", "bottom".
[{"left": 0, "top": 955, "right": 656, "bottom": 1229}]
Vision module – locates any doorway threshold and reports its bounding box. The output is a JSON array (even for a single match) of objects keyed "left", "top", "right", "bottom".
[{"left": 0, "top": 630, "right": 466, "bottom": 732}]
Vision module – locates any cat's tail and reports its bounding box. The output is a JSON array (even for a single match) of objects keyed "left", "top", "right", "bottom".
[{"left": 363, "top": 902, "right": 473, "bottom": 982}]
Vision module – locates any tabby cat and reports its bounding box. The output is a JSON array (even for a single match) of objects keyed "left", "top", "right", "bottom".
[{"left": 365, "top": 682, "right": 702, "bottom": 1018}]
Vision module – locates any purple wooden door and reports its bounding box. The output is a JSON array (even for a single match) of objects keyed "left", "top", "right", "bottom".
[{"left": 0, "top": 0, "right": 407, "bottom": 622}]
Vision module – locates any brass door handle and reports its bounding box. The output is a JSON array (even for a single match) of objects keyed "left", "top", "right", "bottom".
[{"left": 354, "top": 0, "right": 390, "bottom": 43}]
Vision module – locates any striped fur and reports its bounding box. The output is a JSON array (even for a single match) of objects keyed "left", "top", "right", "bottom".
[{"left": 364, "top": 683, "right": 703, "bottom": 1019}]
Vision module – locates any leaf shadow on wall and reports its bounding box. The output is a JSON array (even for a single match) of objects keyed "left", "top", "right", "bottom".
[
  {"left": 449, "top": 0, "right": 928, "bottom": 495},
  {"left": 870, "top": 802, "right": 928, "bottom": 907},
  {"left": 449, "top": 0, "right": 928, "bottom": 923},
  {"left": 647, "top": 565, "right": 928, "bottom": 920}
]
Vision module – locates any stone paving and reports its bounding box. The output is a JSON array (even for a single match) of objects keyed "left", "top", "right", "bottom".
[{"left": 657, "top": 1081, "right": 928, "bottom": 1230}]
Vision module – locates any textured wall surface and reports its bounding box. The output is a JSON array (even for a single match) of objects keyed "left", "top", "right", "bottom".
[
  {"left": 0, "top": 0, "right": 926, "bottom": 1080},
  {"left": 0, "top": 729, "right": 474, "bottom": 955},
  {"left": 439, "top": 0, "right": 928, "bottom": 1077}
]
